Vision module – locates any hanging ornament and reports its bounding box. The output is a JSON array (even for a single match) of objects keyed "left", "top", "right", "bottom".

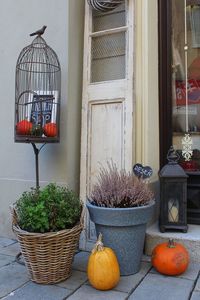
[
  {"left": 181, "top": 0, "right": 193, "bottom": 161},
  {"left": 182, "top": 133, "right": 193, "bottom": 161}
]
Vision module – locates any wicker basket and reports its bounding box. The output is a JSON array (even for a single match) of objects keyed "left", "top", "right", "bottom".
[
  {"left": 11, "top": 206, "right": 84, "bottom": 284},
  {"left": 87, "top": 0, "right": 124, "bottom": 12}
]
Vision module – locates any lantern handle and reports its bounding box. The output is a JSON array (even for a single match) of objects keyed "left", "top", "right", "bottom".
[{"left": 167, "top": 146, "right": 180, "bottom": 164}]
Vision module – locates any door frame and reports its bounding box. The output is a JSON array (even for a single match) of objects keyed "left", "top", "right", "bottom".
[{"left": 158, "top": 0, "right": 173, "bottom": 167}]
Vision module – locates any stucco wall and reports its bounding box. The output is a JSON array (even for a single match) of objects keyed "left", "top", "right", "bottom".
[
  {"left": 135, "top": 0, "right": 159, "bottom": 221},
  {"left": 135, "top": 0, "right": 159, "bottom": 179},
  {"left": 0, "top": 0, "right": 159, "bottom": 238},
  {"left": 0, "top": 0, "right": 84, "bottom": 237}
]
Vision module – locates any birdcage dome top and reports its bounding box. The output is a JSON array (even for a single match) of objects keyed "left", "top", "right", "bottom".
[
  {"left": 16, "top": 36, "right": 60, "bottom": 73},
  {"left": 31, "top": 36, "right": 47, "bottom": 48}
]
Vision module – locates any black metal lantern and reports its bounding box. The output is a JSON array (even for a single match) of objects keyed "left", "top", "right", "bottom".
[{"left": 159, "top": 146, "right": 188, "bottom": 233}]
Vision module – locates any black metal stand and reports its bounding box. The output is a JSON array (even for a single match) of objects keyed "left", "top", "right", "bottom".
[
  {"left": 31, "top": 143, "right": 46, "bottom": 189},
  {"left": 15, "top": 252, "right": 25, "bottom": 266}
]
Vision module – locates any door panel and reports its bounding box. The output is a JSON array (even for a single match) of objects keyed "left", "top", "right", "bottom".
[
  {"left": 80, "top": 0, "right": 134, "bottom": 250},
  {"left": 88, "top": 100, "right": 124, "bottom": 191}
]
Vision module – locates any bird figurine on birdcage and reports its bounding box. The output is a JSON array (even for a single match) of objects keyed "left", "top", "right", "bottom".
[{"left": 15, "top": 26, "right": 61, "bottom": 143}]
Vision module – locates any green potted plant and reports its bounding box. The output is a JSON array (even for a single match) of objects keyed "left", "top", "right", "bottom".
[
  {"left": 87, "top": 162, "right": 155, "bottom": 276},
  {"left": 11, "top": 183, "right": 83, "bottom": 284}
]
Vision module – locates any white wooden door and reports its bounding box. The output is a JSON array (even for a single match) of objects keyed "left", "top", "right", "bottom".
[{"left": 80, "top": 0, "right": 135, "bottom": 250}]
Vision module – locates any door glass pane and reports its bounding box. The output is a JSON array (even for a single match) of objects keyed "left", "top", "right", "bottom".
[
  {"left": 172, "top": 0, "right": 200, "bottom": 171},
  {"left": 91, "top": 32, "right": 126, "bottom": 82},
  {"left": 92, "top": 2, "right": 126, "bottom": 32}
]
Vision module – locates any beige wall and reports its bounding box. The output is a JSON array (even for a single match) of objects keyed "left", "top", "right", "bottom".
[
  {"left": 0, "top": 0, "right": 84, "bottom": 237},
  {"left": 0, "top": 0, "right": 159, "bottom": 237},
  {"left": 135, "top": 0, "right": 159, "bottom": 181},
  {"left": 134, "top": 0, "right": 159, "bottom": 221}
]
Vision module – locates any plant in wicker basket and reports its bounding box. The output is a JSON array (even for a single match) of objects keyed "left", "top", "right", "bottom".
[
  {"left": 87, "top": 161, "right": 155, "bottom": 276},
  {"left": 11, "top": 183, "right": 84, "bottom": 284}
]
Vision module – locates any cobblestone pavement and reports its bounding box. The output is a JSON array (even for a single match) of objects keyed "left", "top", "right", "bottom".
[{"left": 0, "top": 237, "right": 200, "bottom": 300}]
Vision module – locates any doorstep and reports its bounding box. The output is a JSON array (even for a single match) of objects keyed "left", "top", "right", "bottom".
[{"left": 145, "top": 222, "right": 200, "bottom": 262}]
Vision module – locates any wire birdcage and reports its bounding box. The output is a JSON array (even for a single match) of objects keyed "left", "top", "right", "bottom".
[
  {"left": 15, "top": 31, "right": 61, "bottom": 143},
  {"left": 88, "top": 0, "right": 124, "bottom": 12}
]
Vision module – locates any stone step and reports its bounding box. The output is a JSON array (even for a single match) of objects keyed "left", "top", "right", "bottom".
[{"left": 145, "top": 222, "right": 200, "bottom": 262}]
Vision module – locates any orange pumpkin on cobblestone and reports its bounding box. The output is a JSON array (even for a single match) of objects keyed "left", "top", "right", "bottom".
[
  {"left": 151, "top": 239, "right": 189, "bottom": 276},
  {"left": 87, "top": 233, "right": 120, "bottom": 290}
]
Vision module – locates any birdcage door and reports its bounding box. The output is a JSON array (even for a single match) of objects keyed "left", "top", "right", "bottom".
[{"left": 80, "top": 0, "right": 134, "bottom": 250}]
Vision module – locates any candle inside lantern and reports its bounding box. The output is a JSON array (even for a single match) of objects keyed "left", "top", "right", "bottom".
[{"left": 168, "top": 198, "right": 179, "bottom": 222}]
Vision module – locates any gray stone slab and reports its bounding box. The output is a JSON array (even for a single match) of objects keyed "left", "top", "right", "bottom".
[
  {"left": 0, "top": 254, "right": 14, "bottom": 267},
  {"left": 150, "top": 262, "right": 200, "bottom": 281},
  {"left": 141, "top": 254, "right": 151, "bottom": 262},
  {"left": 67, "top": 285, "right": 127, "bottom": 300},
  {"left": 194, "top": 274, "right": 200, "bottom": 291},
  {"left": 72, "top": 251, "right": 90, "bottom": 272},
  {"left": 191, "top": 291, "right": 200, "bottom": 300},
  {"left": 177, "top": 262, "right": 200, "bottom": 280},
  {"left": 114, "top": 262, "right": 151, "bottom": 293},
  {"left": 0, "top": 263, "right": 29, "bottom": 298},
  {"left": 0, "top": 237, "right": 16, "bottom": 248},
  {"left": 128, "top": 273, "right": 194, "bottom": 300},
  {"left": 56, "top": 270, "right": 87, "bottom": 290},
  {"left": 0, "top": 242, "right": 20, "bottom": 257},
  {"left": 145, "top": 222, "right": 200, "bottom": 262},
  {"left": 2, "top": 281, "right": 72, "bottom": 300}
]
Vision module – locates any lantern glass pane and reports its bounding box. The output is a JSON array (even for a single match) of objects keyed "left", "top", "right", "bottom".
[
  {"left": 168, "top": 198, "right": 179, "bottom": 222},
  {"left": 164, "top": 181, "right": 184, "bottom": 223}
]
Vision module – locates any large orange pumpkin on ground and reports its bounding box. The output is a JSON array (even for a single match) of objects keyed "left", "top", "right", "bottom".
[
  {"left": 151, "top": 239, "right": 189, "bottom": 276},
  {"left": 87, "top": 233, "right": 120, "bottom": 290}
]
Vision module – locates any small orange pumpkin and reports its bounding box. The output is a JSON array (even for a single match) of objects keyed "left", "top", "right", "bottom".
[
  {"left": 43, "top": 122, "right": 57, "bottom": 137},
  {"left": 16, "top": 119, "right": 33, "bottom": 135},
  {"left": 87, "top": 233, "right": 120, "bottom": 290},
  {"left": 151, "top": 239, "right": 189, "bottom": 276}
]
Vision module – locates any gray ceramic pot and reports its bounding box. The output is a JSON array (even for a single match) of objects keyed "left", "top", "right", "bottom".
[{"left": 86, "top": 200, "right": 155, "bottom": 275}]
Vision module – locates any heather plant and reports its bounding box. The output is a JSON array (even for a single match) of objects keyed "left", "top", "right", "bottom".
[{"left": 89, "top": 162, "right": 154, "bottom": 208}]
